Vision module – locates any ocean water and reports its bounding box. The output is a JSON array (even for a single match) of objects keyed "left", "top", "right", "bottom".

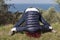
[{"left": 8, "top": 4, "right": 60, "bottom": 12}]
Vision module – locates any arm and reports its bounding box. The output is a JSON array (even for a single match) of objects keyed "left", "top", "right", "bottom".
[
  {"left": 14, "top": 13, "right": 26, "bottom": 27},
  {"left": 39, "top": 14, "right": 50, "bottom": 26}
]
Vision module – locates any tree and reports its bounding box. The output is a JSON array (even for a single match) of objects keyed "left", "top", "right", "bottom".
[
  {"left": 0, "top": 0, "right": 8, "bottom": 13},
  {"left": 56, "top": 0, "right": 60, "bottom": 6}
]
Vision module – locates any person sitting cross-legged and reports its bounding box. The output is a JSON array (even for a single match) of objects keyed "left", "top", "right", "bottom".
[{"left": 9, "top": 7, "right": 56, "bottom": 36}]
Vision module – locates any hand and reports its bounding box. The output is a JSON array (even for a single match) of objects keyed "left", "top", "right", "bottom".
[
  {"left": 49, "top": 26, "right": 56, "bottom": 33},
  {"left": 51, "top": 29, "right": 57, "bottom": 33}
]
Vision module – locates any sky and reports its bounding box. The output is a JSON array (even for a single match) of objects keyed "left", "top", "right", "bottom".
[{"left": 5, "top": 0, "right": 56, "bottom": 4}]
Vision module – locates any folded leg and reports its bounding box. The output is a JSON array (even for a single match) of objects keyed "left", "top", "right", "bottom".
[
  {"left": 16, "top": 26, "right": 26, "bottom": 32},
  {"left": 9, "top": 26, "right": 26, "bottom": 35},
  {"left": 40, "top": 25, "right": 53, "bottom": 33}
]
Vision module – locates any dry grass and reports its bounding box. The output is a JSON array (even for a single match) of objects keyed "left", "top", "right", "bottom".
[{"left": 0, "top": 23, "right": 60, "bottom": 40}]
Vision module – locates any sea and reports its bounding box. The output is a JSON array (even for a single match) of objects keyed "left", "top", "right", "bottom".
[{"left": 8, "top": 4, "right": 60, "bottom": 12}]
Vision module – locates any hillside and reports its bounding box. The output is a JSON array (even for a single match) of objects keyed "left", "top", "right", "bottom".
[{"left": 0, "top": 23, "right": 60, "bottom": 40}]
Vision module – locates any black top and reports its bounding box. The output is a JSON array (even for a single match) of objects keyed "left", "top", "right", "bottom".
[{"left": 14, "top": 11, "right": 50, "bottom": 27}]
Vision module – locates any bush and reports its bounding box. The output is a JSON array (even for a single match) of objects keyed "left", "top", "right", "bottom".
[
  {"left": 41, "top": 7, "right": 60, "bottom": 23},
  {"left": 0, "top": 11, "right": 22, "bottom": 25}
]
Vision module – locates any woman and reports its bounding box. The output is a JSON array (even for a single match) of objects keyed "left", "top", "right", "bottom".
[{"left": 9, "top": 7, "right": 56, "bottom": 36}]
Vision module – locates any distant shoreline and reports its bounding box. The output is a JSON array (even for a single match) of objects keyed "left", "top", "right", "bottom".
[{"left": 8, "top": 4, "right": 60, "bottom": 12}]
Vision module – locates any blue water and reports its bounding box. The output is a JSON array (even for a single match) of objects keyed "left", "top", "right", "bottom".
[{"left": 8, "top": 4, "right": 60, "bottom": 12}]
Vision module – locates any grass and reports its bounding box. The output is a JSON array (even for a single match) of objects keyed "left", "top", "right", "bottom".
[{"left": 0, "top": 23, "right": 60, "bottom": 40}]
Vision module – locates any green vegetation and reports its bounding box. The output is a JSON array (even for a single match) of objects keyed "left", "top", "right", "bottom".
[
  {"left": 56, "top": 0, "right": 60, "bottom": 7},
  {"left": 0, "top": 11, "right": 22, "bottom": 25},
  {"left": 56, "top": 0, "right": 60, "bottom": 5},
  {"left": 42, "top": 7, "right": 60, "bottom": 23},
  {"left": 0, "top": 0, "right": 60, "bottom": 40},
  {"left": 0, "top": 7, "right": 60, "bottom": 40},
  {"left": 0, "top": 23, "right": 60, "bottom": 40}
]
